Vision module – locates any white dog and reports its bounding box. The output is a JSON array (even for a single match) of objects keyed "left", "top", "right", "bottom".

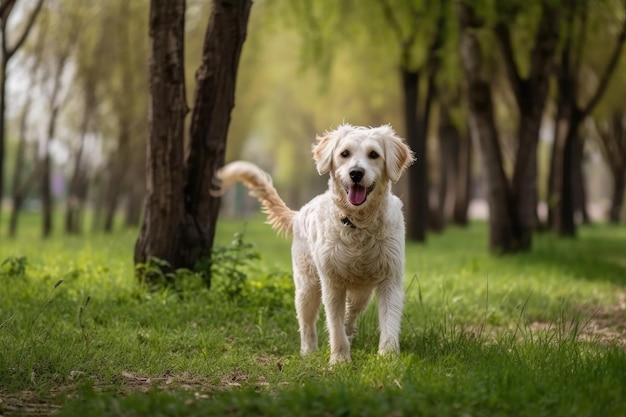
[{"left": 212, "top": 124, "right": 415, "bottom": 364}]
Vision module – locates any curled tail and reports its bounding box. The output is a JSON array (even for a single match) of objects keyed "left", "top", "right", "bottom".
[{"left": 211, "top": 161, "right": 296, "bottom": 237}]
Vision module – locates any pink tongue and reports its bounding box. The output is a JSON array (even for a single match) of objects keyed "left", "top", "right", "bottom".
[{"left": 348, "top": 184, "right": 367, "bottom": 205}]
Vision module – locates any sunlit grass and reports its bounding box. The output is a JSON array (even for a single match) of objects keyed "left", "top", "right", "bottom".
[{"left": 1, "top": 213, "right": 625, "bottom": 416}]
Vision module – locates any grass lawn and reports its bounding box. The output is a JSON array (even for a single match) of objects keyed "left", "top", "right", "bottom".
[{"left": 1, "top": 213, "right": 625, "bottom": 416}]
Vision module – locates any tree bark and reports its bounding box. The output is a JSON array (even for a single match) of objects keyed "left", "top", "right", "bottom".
[
  {"left": 134, "top": 0, "right": 252, "bottom": 284},
  {"left": 134, "top": 0, "right": 188, "bottom": 274},
  {"left": 434, "top": 101, "right": 460, "bottom": 229},
  {"left": 65, "top": 92, "right": 92, "bottom": 234},
  {"left": 549, "top": 3, "right": 626, "bottom": 235},
  {"left": 403, "top": 69, "right": 426, "bottom": 241},
  {"left": 493, "top": 2, "right": 560, "bottom": 249},
  {"left": 8, "top": 92, "right": 31, "bottom": 237},
  {"left": 0, "top": 0, "right": 44, "bottom": 217},
  {"left": 610, "top": 171, "right": 625, "bottom": 223},
  {"left": 178, "top": 0, "right": 253, "bottom": 278},
  {"left": 457, "top": 1, "right": 521, "bottom": 253},
  {"left": 594, "top": 112, "right": 626, "bottom": 223},
  {"left": 104, "top": 119, "right": 131, "bottom": 233},
  {"left": 453, "top": 123, "right": 472, "bottom": 226}
]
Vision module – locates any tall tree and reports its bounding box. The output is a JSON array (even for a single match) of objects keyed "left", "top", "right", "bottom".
[
  {"left": 549, "top": 0, "right": 626, "bottom": 236},
  {"left": 592, "top": 113, "right": 626, "bottom": 223},
  {"left": 134, "top": 0, "right": 253, "bottom": 283},
  {"left": 493, "top": 0, "right": 560, "bottom": 249},
  {"left": 456, "top": 0, "right": 521, "bottom": 253},
  {"left": 0, "top": 0, "right": 44, "bottom": 212},
  {"left": 376, "top": 0, "right": 447, "bottom": 241}
]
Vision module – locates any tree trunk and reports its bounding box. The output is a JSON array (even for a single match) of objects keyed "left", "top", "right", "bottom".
[
  {"left": 0, "top": 0, "right": 45, "bottom": 224},
  {"left": 8, "top": 92, "right": 31, "bottom": 237},
  {"left": 549, "top": 1, "right": 626, "bottom": 235},
  {"left": 179, "top": 0, "right": 253, "bottom": 277},
  {"left": 41, "top": 105, "right": 59, "bottom": 238},
  {"left": 551, "top": 113, "right": 581, "bottom": 237},
  {"left": 494, "top": 3, "right": 560, "bottom": 250},
  {"left": 402, "top": 70, "right": 426, "bottom": 241},
  {"left": 134, "top": 0, "right": 252, "bottom": 284},
  {"left": 134, "top": 0, "right": 188, "bottom": 275},
  {"left": 434, "top": 102, "right": 459, "bottom": 229},
  {"left": 66, "top": 87, "right": 94, "bottom": 234},
  {"left": 104, "top": 120, "right": 131, "bottom": 233},
  {"left": 609, "top": 169, "right": 625, "bottom": 223},
  {"left": 453, "top": 124, "right": 472, "bottom": 226},
  {"left": 457, "top": 2, "right": 521, "bottom": 253},
  {"left": 571, "top": 134, "right": 590, "bottom": 224},
  {"left": 0, "top": 58, "right": 6, "bottom": 209}
]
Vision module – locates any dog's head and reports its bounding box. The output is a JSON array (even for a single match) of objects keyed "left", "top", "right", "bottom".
[{"left": 312, "top": 124, "right": 415, "bottom": 208}]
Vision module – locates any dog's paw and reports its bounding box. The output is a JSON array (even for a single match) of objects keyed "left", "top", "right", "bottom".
[
  {"left": 378, "top": 339, "right": 400, "bottom": 357},
  {"left": 300, "top": 346, "right": 318, "bottom": 357},
  {"left": 329, "top": 353, "right": 351, "bottom": 365},
  {"left": 345, "top": 324, "right": 357, "bottom": 342}
]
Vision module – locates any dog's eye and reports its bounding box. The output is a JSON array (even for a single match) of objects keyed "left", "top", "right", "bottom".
[
  {"left": 340, "top": 150, "right": 350, "bottom": 158},
  {"left": 369, "top": 151, "right": 380, "bottom": 159}
]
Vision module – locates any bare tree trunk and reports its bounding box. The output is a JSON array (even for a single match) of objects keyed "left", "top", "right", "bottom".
[
  {"left": 0, "top": 57, "right": 5, "bottom": 207},
  {"left": 433, "top": 101, "right": 459, "bottom": 230},
  {"left": 494, "top": 2, "right": 560, "bottom": 250},
  {"left": 0, "top": 0, "right": 45, "bottom": 220},
  {"left": 549, "top": 2, "right": 626, "bottom": 236},
  {"left": 41, "top": 106, "right": 59, "bottom": 238},
  {"left": 593, "top": 112, "right": 626, "bottom": 223},
  {"left": 134, "top": 0, "right": 188, "bottom": 275},
  {"left": 8, "top": 93, "right": 31, "bottom": 236},
  {"left": 609, "top": 171, "right": 625, "bottom": 223},
  {"left": 177, "top": 0, "right": 253, "bottom": 277},
  {"left": 572, "top": 134, "right": 590, "bottom": 224},
  {"left": 457, "top": 1, "right": 521, "bottom": 253},
  {"left": 453, "top": 124, "right": 472, "bottom": 226},
  {"left": 65, "top": 122, "right": 88, "bottom": 234},
  {"left": 66, "top": 84, "right": 95, "bottom": 234},
  {"left": 134, "top": 0, "right": 252, "bottom": 284},
  {"left": 104, "top": 120, "right": 131, "bottom": 233},
  {"left": 403, "top": 69, "right": 426, "bottom": 241}
]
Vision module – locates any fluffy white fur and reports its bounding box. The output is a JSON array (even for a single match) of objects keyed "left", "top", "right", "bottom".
[{"left": 212, "top": 124, "right": 415, "bottom": 364}]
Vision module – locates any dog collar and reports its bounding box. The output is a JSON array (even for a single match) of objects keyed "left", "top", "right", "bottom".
[{"left": 341, "top": 216, "right": 357, "bottom": 229}]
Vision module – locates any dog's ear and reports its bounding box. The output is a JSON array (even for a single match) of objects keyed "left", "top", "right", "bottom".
[
  {"left": 312, "top": 134, "right": 335, "bottom": 175},
  {"left": 381, "top": 126, "right": 415, "bottom": 183},
  {"left": 312, "top": 124, "right": 354, "bottom": 175}
]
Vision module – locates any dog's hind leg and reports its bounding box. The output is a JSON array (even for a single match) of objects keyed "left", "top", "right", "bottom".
[
  {"left": 344, "top": 288, "right": 374, "bottom": 342},
  {"left": 295, "top": 279, "right": 321, "bottom": 356}
]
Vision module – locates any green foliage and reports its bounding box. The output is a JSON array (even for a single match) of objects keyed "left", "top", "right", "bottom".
[
  {"left": 206, "top": 231, "right": 260, "bottom": 299},
  {"left": 1, "top": 256, "right": 28, "bottom": 277}
]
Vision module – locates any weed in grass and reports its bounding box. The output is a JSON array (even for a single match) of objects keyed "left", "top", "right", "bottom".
[{"left": 208, "top": 231, "right": 261, "bottom": 299}]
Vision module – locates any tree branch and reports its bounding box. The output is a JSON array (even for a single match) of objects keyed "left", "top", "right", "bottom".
[
  {"left": 0, "top": 0, "right": 16, "bottom": 20},
  {"left": 581, "top": 17, "right": 626, "bottom": 117},
  {"left": 6, "top": 0, "right": 44, "bottom": 59},
  {"left": 493, "top": 21, "right": 523, "bottom": 108},
  {"left": 379, "top": 0, "right": 404, "bottom": 44}
]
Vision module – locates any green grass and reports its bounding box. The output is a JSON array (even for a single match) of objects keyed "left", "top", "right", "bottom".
[{"left": 1, "top": 214, "right": 626, "bottom": 416}]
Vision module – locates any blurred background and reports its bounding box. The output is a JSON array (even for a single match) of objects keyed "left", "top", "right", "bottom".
[{"left": 1, "top": 0, "right": 625, "bottom": 239}]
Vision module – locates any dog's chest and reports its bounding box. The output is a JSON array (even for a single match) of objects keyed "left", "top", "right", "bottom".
[{"left": 319, "top": 229, "right": 397, "bottom": 287}]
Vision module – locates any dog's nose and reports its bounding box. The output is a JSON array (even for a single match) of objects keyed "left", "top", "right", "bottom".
[{"left": 349, "top": 169, "right": 364, "bottom": 183}]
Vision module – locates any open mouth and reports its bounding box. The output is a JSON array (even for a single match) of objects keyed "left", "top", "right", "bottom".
[{"left": 346, "top": 183, "right": 375, "bottom": 206}]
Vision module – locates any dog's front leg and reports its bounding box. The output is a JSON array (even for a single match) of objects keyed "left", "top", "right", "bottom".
[
  {"left": 322, "top": 282, "right": 351, "bottom": 364},
  {"left": 376, "top": 278, "right": 404, "bottom": 356}
]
